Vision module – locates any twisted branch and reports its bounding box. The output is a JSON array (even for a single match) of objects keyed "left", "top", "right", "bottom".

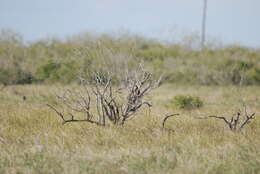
[
  {"left": 162, "top": 114, "right": 180, "bottom": 129},
  {"left": 209, "top": 109, "right": 256, "bottom": 131}
]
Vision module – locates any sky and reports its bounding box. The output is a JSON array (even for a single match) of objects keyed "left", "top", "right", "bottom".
[{"left": 0, "top": 0, "right": 260, "bottom": 47}]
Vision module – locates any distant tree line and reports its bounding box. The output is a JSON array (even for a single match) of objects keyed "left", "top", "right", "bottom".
[{"left": 0, "top": 30, "right": 259, "bottom": 86}]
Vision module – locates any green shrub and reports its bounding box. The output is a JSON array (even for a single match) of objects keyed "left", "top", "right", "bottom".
[
  {"left": 171, "top": 95, "right": 203, "bottom": 109},
  {"left": 0, "top": 69, "right": 12, "bottom": 85},
  {"left": 54, "top": 60, "right": 79, "bottom": 83},
  {"left": 35, "top": 60, "right": 61, "bottom": 81},
  {"left": 15, "top": 71, "right": 35, "bottom": 84},
  {"left": 35, "top": 60, "right": 81, "bottom": 83},
  {"left": 246, "top": 67, "right": 260, "bottom": 85},
  {"left": 0, "top": 67, "right": 34, "bottom": 85}
]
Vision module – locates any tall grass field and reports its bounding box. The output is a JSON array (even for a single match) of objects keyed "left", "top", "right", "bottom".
[{"left": 0, "top": 84, "right": 259, "bottom": 174}]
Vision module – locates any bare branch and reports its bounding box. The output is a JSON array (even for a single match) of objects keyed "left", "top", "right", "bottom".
[
  {"left": 47, "top": 65, "right": 160, "bottom": 126},
  {"left": 46, "top": 104, "right": 66, "bottom": 122},
  {"left": 46, "top": 104, "right": 101, "bottom": 125},
  {"left": 209, "top": 108, "right": 256, "bottom": 131},
  {"left": 162, "top": 114, "right": 180, "bottom": 129},
  {"left": 239, "top": 113, "right": 255, "bottom": 130},
  {"left": 209, "top": 115, "right": 231, "bottom": 128},
  {"left": 62, "top": 117, "right": 101, "bottom": 126}
]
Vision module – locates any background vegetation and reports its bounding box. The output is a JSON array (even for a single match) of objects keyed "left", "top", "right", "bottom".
[{"left": 1, "top": 29, "right": 260, "bottom": 86}]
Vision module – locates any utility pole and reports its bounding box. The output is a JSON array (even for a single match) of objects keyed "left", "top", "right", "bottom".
[{"left": 201, "top": 0, "right": 208, "bottom": 49}]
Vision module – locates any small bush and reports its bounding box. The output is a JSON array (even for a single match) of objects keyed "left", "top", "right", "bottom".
[
  {"left": 36, "top": 60, "right": 61, "bottom": 81},
  {"left": 0, "top": 69, "right": 11, "bottom": 84},
  {"left": 171, "top": 95, "right": 203, "bottom": 109},
  {"left": 0, "top": 67, "right": 34, "bottom": 85},
  {"left": 246, "top": 67, "right": 260, "bottom": 85}
]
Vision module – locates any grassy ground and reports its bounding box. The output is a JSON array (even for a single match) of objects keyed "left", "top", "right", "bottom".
[{"left": 0, "top": 84, "right": 259, "bottom": 174}]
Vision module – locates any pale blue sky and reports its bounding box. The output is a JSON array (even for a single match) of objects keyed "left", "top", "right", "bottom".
[{"left": 1, "top": 0, "right": 260, "bottom": 47}]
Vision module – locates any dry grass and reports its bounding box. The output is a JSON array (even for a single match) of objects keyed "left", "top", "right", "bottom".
[{"left": 0, "top": 84, "right": 259, "bottom": 174}]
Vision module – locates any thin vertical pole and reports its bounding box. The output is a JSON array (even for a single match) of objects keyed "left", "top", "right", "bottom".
[{"left": 201, "top": 0, "right": 208, "bottom": 48}]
